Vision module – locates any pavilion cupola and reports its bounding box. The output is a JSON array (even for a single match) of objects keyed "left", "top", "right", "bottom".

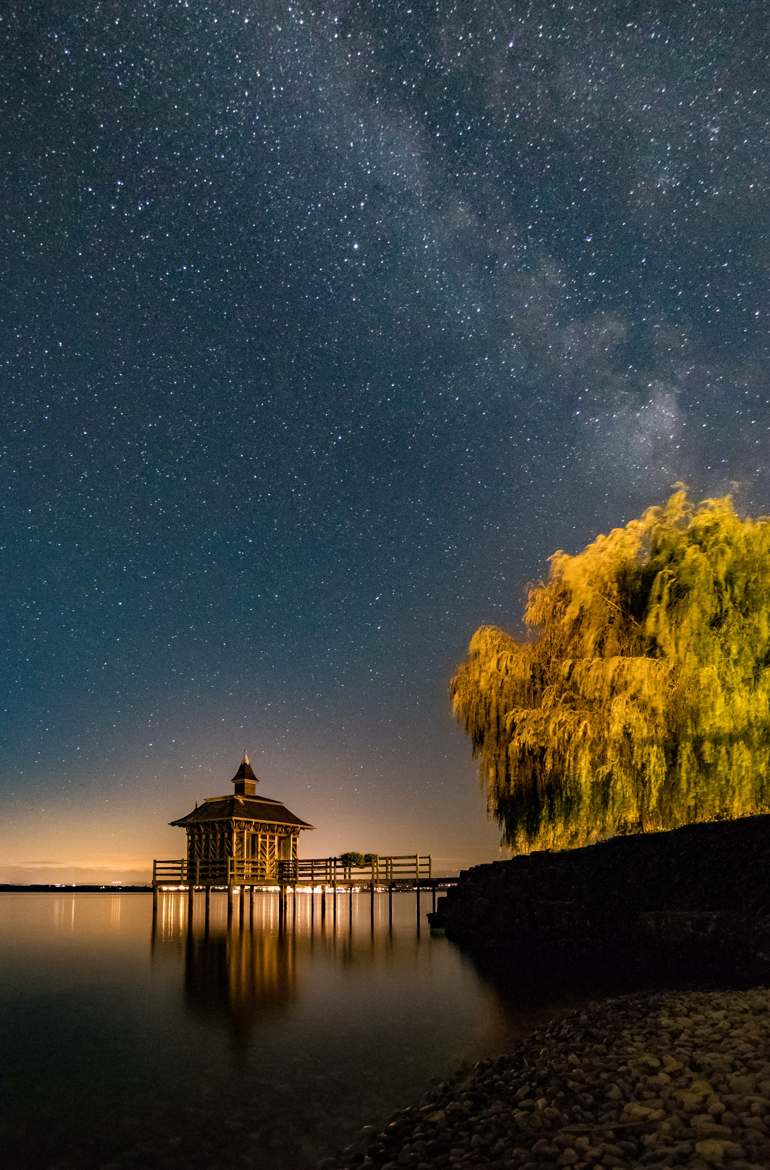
[{"left": 231, "top": 751, "right": 259, "bottom": 796}]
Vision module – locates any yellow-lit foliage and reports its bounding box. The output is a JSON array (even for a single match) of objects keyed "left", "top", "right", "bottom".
[{"left": 451, "top": 491, "right": 770, "bottom": 851}]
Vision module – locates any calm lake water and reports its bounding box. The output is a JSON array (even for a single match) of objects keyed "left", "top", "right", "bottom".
[{"left": 0, "top": 890, "right": 575, "bottom": 1170}]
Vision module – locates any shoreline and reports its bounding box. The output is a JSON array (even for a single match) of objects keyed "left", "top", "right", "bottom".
[
  {"left": 0, "top": 884, "right": 152, "bottom": 893},
  {"left": 320, "top": 985, "right": 770, "bottom": 1170}
]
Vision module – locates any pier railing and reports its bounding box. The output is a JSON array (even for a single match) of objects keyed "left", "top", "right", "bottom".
[
  {"left": 152, "top": 854, "right": 432, "bottom": 888},
  {"left": 279, "top": 854, "right": 432, "bottom": 884},
  {"left": 153, "top": 858, "right": 224, "bottom": 885},
  {"left": 153, "top": 858, "right": 277, "bottom": 885}
]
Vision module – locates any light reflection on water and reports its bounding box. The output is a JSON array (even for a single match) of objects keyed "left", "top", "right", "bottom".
[{"left": 0, "top": 891, "right": 571, "bottom": 1170}]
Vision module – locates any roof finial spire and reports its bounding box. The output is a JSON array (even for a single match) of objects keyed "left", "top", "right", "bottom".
[{"left": 231, "top": 751, "right": 258, "bottom": 795}]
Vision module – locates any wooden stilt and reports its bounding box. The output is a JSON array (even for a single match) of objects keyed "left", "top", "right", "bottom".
[
  {"left": 321, "top": 887, "right": 327, "bottom": 923},
  {"left": 187, "top": 883, "right": 194, "bottom": 931},
  {"left": 416, "top": 884, "right": 421, "bottom": 934},
  {"left": 227, "top": 884, "right": 234, "bottom": 927},
  {"left": 388, "top": 883, "right": 393, "bottom": 932}
]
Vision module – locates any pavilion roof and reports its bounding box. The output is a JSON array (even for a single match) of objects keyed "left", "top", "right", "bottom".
[{"left": 170, "top": 793, "right": 313, "bottom": 830}]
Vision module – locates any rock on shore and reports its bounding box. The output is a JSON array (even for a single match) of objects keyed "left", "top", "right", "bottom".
[
  {"left": 320, "top": 987, "right": 770, "bottom": 1170},
  {"left": 435, "top": 816, "right": 770, "bottom": 982}
]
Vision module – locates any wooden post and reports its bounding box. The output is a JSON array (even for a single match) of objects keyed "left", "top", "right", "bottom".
[
  {"left": 416, "top": 883, "right": 421, "bottom": 934},
  {"left": 432, "top": 885, "right": 437, "bottom": 912},
  {"left": 321, "top": 887, "right": 327, "bottom": 924},
  {"left": 227, "top": 884, "right": 234, "bottom": 927},
  {"left": 204, "top": 885, "right": 211, "bottom": 934},
  {"left": 388, "top": 883, "right": 393, "bottom": 931},
  {"left": 370, "top": 880, "right": 375, "bottom": 932}
]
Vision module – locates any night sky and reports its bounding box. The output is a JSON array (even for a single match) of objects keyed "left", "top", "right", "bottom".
[{"left": 1, "top": 2, "right": 768, "bottom": 882}]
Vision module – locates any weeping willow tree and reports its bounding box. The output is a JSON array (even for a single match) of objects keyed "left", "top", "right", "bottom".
[{"left": 451, "top": 490, "right": 770, "bottom": 852}]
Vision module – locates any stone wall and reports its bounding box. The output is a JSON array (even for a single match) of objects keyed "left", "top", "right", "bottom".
[{"left": 435, "top": 814, "right": 770, "bottom": 980}]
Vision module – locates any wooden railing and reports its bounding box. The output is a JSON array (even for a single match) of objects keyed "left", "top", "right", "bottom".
[
  {"left": 153, "top": 859, "right": 221, "bottom": 885},
  {"left": 153, "top": 858, "right": 279, "bottom": 885},
  {"left": 279, "top": 854, "right": 432, "bottom": 884},
  {"left": 153, "top": 854, "right": 432, "bottom": 887}
]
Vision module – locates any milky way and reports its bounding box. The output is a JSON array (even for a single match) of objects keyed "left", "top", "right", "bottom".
[{"left": 1, "top": 2, "right": 768, "bottom": 880}]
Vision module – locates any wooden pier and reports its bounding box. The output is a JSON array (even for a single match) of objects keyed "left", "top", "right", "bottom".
[{"left": 152, "top": 854, "right": 456, "bottom": 930}]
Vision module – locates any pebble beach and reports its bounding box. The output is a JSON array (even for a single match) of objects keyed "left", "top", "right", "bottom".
[{"left": 320, "top": 987, "right": 770, "bottom": 1170}]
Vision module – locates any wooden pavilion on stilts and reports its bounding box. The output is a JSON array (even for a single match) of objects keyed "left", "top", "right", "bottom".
[{"left": 152, "top": 752, "right": 441, "bottom": 930}]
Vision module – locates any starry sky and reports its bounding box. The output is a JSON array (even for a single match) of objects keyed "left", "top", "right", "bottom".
[{"left": 1, "top": 1, "right": 768, "bottom": 882}]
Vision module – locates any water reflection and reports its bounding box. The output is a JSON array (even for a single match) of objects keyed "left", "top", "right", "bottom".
[
  {"left": 152, "top": 889, "right": 424, "bottom": 1051},
  {"left": 49, "top": 892, "right": 125, "bottom": 935},
  {"left": 183, "top": 928, "right": 297, "bottom": 1047},
  {"left": 52, "top": 893, "right": 78, "bottom": 934},
  {"left": 1, "top": 891, "right": 562, "bottom": 1170}
]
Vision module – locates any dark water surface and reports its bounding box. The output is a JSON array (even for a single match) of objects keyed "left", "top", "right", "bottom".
[{"left": 0, "top": 891, "right": 573, "bottom": 1170}]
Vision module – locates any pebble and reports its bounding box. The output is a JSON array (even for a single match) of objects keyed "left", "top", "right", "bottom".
[{"left": 318, "top": 988, "right": 770, "bottom": 1169}]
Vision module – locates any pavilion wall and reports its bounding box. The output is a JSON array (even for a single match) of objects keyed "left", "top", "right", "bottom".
[{"left": 185, "top": 821, "right": 299, "bottom": 880}]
